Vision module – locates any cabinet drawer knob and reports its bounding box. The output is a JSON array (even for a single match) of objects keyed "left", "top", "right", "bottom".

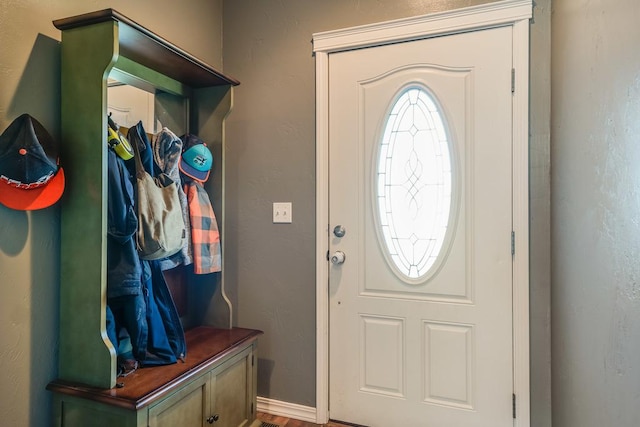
[{"left": 207, "top": 414, "right": 220, "bottom": 423}]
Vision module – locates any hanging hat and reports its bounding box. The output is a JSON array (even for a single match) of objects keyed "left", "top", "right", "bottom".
[
  {"left": 178, "top": 134, "right": 212, "bottom": 183},
  {"left": 0, "top": 114, "right": 65, "bottom": 210}
]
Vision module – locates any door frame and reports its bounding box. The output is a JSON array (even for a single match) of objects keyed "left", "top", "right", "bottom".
[{"left": 312, "top": 0, "right": 532, "bottom": 425}]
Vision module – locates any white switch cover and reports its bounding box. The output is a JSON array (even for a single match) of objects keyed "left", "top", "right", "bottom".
[{"left": 273, "top": 202, "right": 292, "bottom": 223}]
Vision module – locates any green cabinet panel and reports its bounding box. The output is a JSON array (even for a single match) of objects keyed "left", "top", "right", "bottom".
[{"left": 148, "top": 373, "right": 209, "bottom": 426}]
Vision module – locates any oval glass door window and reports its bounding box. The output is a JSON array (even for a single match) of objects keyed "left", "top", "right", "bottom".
[{"left": 375, "top": 86, "right": 456, "bottom": 282}]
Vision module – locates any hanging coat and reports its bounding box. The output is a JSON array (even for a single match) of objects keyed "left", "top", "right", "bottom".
[
  {"left": 106, "top": 146, "right": 141, "bottom": 298},
  {"left": 106, "top": 145, "right": 148, "bottom": 362},
  {"left": 140, "top": 259, "right": 187, "bottom": 365},
  {"left": 184, "top": 180, "right": 221, "bottom": 274},
  {"left": 125, "top": 121, "right": 187, "bottom": 365},
  {"left": 152, "top": 127, "right": 193, "bottom": 271}
]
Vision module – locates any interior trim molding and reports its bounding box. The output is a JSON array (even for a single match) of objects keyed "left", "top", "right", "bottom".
[
  {"left": 313, "top": 0, "right": 532, "bottom": 53},
  {"left": 257, "top": 397, "right": 317, "bottom": 423},
  {"left": 313, "top": 0, "right": 532, "bottom": 425}
]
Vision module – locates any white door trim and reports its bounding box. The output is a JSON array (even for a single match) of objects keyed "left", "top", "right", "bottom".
[{"left": 313, "top": 0, "right": 532, "bottom": 425}]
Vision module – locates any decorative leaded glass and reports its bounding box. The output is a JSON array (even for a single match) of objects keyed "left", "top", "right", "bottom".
[{"left": 375, "top": 87, "right": 454, "bottom": 281}]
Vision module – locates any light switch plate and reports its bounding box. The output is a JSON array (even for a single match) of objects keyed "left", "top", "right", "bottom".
[{"left": 273, "top": 202, "right": 292, "bottom": 223}]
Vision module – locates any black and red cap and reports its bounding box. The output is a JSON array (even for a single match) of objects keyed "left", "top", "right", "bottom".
[{"left": 0, "top": 114, "right": 65, "bottom": 210}]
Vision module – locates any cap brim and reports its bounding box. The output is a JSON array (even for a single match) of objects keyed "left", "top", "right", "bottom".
[
  {"left": 179, "top": 157, "right": 210, "bottom": 183},
  {"left": 0, "top": 167, "right": 65, "bottom": 210}
]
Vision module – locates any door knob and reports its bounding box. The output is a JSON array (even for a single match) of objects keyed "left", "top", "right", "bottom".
[
  {"left": 331, "top": 251, "right": 346, "bottom": 265},
  {"left": 333, "top": 225, "right": 346, "bottom": 238}
]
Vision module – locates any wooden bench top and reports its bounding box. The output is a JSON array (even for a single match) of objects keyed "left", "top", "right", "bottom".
[{"left": 47, "top": 326, "right": 263, "bottom": 410}]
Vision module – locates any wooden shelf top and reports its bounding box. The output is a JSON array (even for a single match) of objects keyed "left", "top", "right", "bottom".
[
  {"left": 53, "top": 9, "right": 240, "bottom": 88},
  {"left": 47, "top": 327, "right": 262, "bottom": 410}
]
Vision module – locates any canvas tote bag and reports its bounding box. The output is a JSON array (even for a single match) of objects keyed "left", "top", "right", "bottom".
[{"left": 129, "top": 122, "right": 185, "bottom": 260}]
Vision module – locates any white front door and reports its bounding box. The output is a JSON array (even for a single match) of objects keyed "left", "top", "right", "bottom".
[{"left": 328, "top": 26, "right": 514, "bottom": 427}]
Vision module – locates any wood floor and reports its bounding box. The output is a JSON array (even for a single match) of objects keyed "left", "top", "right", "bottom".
[{"left": 257, "top": 412, "right": 354, "bottom": 427}]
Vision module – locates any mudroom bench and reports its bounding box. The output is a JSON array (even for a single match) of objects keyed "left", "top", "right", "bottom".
[
  {"left": 47, "top": 327, "right": 262, "bottom": 426},
  {"left": 48, "top": 9, "right": 261, "bottom": 427}
]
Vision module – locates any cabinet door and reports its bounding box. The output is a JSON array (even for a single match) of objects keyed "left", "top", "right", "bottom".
[
  {"left": 211, "top": 352, "right": 252, "bottom": 427},
  {"left": 149, "top": 373, "right": 210, "bottom": 427},
  {"left": 53, "top": 394, "right": 142, "bottom": 427}
]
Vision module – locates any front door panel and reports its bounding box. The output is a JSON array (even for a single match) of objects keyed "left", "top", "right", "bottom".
[{"left": 329, "top": 26, "right": 514, "bottom": 427}]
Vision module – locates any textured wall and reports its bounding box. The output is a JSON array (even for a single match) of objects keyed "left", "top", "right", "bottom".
[
  {"left": 223, "top": 2, "right": 550, "bottom": 425},
  {"left": 0, "top": 1, "right": 223, "bottom": 425},
  {"left": 551, "top": 1, "right": 640, "bottom": 426},
  {"left": 0, "top": 0, "right": 555, "bottom": 425}
]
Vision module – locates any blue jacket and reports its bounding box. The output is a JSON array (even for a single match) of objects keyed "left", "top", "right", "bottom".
[
  {"left": 141, "top": 260, "right": 187, "bottom": 365},
  {"left": 106, "top": 145, "right": 147, "bottom": 362},
  {"left": 107, "top": 147, "right": 141, "bottom": 298}
]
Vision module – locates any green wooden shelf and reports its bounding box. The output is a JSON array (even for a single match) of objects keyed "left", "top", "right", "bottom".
[{"left": 53, "top": 9, "right": 239, "bottom": 88}]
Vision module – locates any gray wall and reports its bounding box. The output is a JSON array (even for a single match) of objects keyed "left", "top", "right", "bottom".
[
  {"left": 0, "top": 1, "right": 223, "bottom": 425},
  {"left": 551, "top": 1, "right": 640, "bottom": 426},
  {"left": 0, "top": 0, "right": 559, "bottom": 425},
  {"left": 223, "top": 2, "right": 551, "bottom": 426}
]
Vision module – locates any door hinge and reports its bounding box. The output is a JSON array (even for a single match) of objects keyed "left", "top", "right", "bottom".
[
  {"left": 511, "top": 68, "right": 515, "bottom": 93},
  {"left": 251, "top": 402, "right": 254, "bottom": 414},
  {"left": 513, "top": 393, "right": 517, "bottom": 418},
  {"left": 252, "top": 354, "right": 254, "bottom": 366},
  {"left": 511, "top": 231, "right": 515, "bottom": 256}
]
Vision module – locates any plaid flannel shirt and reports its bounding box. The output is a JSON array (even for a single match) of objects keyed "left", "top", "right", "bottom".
[{"left": 184, "top": 181, "right": 221, "bottom": 274}]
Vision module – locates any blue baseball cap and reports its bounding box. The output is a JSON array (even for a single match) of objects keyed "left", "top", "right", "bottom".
[{"left": 179, "top": 141, "right": 212, "bottom": 182}]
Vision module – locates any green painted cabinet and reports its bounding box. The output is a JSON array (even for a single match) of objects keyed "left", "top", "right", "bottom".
[
  {"left": 49, "top": 327, "right": 261, "bottom": 427},
  {"left": 148, "top": 341, "right": 258, "bottom": 427},
  {"left": 47, "top": 9, "right": 262, "bottom": 427}
]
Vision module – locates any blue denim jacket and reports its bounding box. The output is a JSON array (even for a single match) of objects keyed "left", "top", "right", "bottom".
[{"left": 107, "top": 147, "right": 141, "bottom": 298}]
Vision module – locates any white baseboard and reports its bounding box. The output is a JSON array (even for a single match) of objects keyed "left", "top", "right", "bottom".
[{"left": 256, "top": 397, "right": 317, "bottom": 423}]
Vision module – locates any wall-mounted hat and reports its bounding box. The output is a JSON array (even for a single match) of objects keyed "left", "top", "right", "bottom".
[
  {"left": 0, "top": 114, "right": 65, "bottom": 210},
  {"left": 179, "top": 134, "right": 212, "bottom": 183}
]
